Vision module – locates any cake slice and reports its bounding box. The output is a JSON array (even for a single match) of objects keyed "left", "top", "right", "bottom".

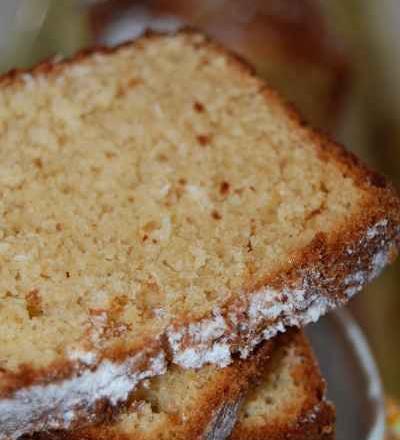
[
  {"left": 0, "top": 31, "right": 399, "bottom": 438},
  {"left": 230, "top": 331, "right": 335, "bottom": 440},
  {"left": 30, "top": 330, "right": 333, "bottom": 440},
  {"left": 29, "top": 334, "right": 276, "bottom": 440}
]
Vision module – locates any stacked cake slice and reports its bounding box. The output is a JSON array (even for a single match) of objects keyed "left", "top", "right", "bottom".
[
  {"left": 33, "top": 330, "right": 333, "bottom": 440},
  {"left": 0, "top": 31, "right": 399, "bottom": 439}
]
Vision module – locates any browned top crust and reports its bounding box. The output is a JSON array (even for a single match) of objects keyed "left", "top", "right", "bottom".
[
  {"left": 25, "top": 335, "right": 279, "bottom": 440},
  {"left": 0, "top": 30, "right": 398, "bottom": 439}
]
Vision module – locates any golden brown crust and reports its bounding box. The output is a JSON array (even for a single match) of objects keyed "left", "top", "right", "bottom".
[
  {"left": 185, "top": 29, "right": 400, "bottom": 351},
  {"left": 0, "top": 31, "right": 397, "bottom": 437},
  {"left": 27, "top": 331, "right": 334, "bottom": 440},
  {"left": 27, "top": 336, "right": 280, "bottom": 440}
]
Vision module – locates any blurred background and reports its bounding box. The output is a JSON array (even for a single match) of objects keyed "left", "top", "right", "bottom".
[{"left": 0, "top": 0, "right": 399, "bottom": 428}]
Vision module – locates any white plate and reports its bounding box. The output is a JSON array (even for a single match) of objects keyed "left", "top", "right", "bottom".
[{"left": 306, "top": 309, "right": 385, "bottom": 440}]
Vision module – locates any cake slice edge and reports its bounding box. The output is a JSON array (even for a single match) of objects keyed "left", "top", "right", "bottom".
[{"left": 0, "top": 29, "right": 398, "bottom": 438}]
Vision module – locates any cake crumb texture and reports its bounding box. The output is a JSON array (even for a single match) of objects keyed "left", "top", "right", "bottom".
[
  {"left": 27, "top": 331, "right": 334, "bottom": 440},
  {"left": 29, "top": 334, "right": 278, "bottom": 440},
  {"left": 231, "top": 331, "right": 335, "bottom": 439},
  {"left": 0, "top": 31, "right": 398, "bottom": 437},
  {"left": 0, "top": 31, "right": 397, "bottom": 372}
]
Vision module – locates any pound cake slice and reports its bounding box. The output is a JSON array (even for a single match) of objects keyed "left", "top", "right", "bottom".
[
  {"left": 31, "top": 330, "right": 333, "bottom": 440},
  {"left": 230, "top": 331, "right": 335, "bottom": 440},
  {"left": 30, "top": 334, "right": 277, "bottom": 440},
  {"left": 0, "top": 31, "right": 399, "bottom": 438}
]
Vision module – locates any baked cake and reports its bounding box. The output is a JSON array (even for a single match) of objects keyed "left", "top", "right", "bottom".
[
  {"left": 0, "top": 31, "right": 398, "bottom": 438},
  {"left": 29, "top": 334, "right": 276, "bottom": 440},
  {"left": 30, "top": 331, "right": 334, "bottom": 440},
  {"left": 230, "top": 331, "right": 334, "bottom": 440}
]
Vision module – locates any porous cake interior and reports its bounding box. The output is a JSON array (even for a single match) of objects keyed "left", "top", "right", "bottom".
[
  {"left": 80, "top": 332, "right": 314, "bottom": 439},
  {"left": 236, "top": 335, "right": 319, "bottom": 430},
  {"left": 0, "top": 33, "right": 362, "bottom": 371},
  {"left": 114, "top": 364, "right": 224, "bottom": 436}
]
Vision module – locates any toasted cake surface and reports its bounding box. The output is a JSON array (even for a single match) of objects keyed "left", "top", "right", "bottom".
[{"left": 0, "top": 31, "right": 398, "bottom": 437}]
